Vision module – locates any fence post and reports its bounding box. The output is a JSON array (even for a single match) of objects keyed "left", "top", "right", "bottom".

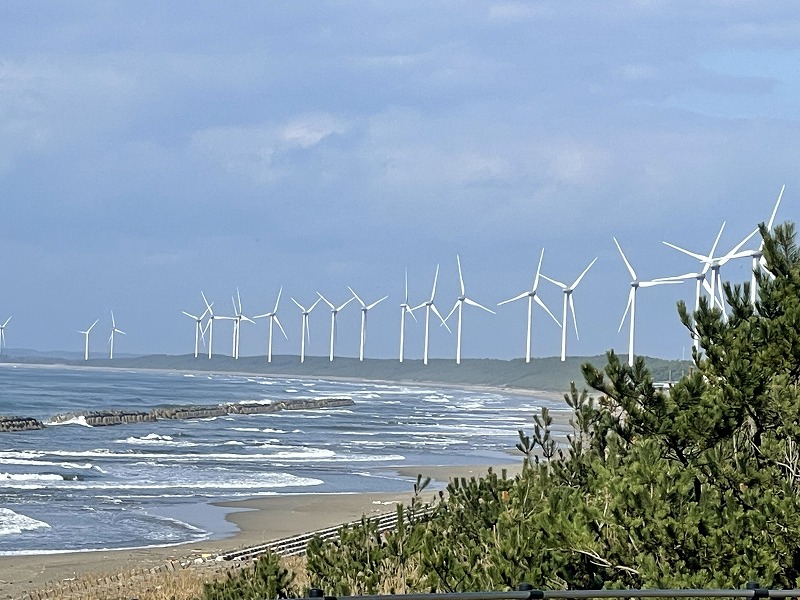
[
  {"left": 517, "top": 582, "right": 544, "bottom": 599},
  {"left": 746, "top": 581, "right": 769, "bottom": 599}
]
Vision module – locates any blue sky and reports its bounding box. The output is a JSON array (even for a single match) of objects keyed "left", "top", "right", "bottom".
[{"left": 1, "top": 2, "right": 798, "bottom": 361}]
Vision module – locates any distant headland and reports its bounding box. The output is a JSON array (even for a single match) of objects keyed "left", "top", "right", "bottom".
[{"left": 0, "top": 350, "right": 690, "bottom": 395}]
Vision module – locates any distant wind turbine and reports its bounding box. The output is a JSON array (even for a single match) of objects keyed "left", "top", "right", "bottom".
[
  {"left": 498, "top": 249, "right": 560, "bottom": 364},
  {"left": 411, "top": 264, "right": 451, "bottom": 365},
  {"left": 0, "top": 316, "right": 10, "bottom": 356},
  {"left": 398, "top": 269, "right": 417, "bottom": 363},
  {"left": 614, "top": 237, "right": 681, "bottom": 367},
  {"left": 182, "top": 303, "right": 212, "bottom": 358},
  {"left": 230, "top": 288, "right": 254, "bottom": 359},
  {"left": 317, "top": 293, "right": 355, "bottom": 361},
  {"left": 108, "top": 311, "right": 126, "bottom": 360},
  {"left": 201, "top": 291, "right": 221, "bottom": 359},
  {"left": 444, "top": 255, "right": 495, "bottom": 365},
  {"left": 254, "top": 287, "right": 287, "bottom": 363},
  {"left": 541, "top": 257, "right": 597, "bottom": 361},
  {"left": 78, "top": 319, "right": 98, "bottom": 361},
  {"left": 291, "top": 297, "right": 321, "bottom": 363},
  {"left": 727, "top": 185, "right": 786, "bottom": 305},
  {"left": 348, "top": 287, "right": 388, "bottom": 362}
]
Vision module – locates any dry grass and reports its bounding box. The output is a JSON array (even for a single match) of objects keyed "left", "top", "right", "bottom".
[{"left": 19, "top": 556, "right": 310, "bottom": 600}]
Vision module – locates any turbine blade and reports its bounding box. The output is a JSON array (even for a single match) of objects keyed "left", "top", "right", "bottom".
[
  {"left": 540, "top": 274, "right": 566, "bottom": 289},
  {"left": 275, "top": 316, "right": 288, "bottom": 339},
  {"left": 569, "top": 295, "right": 579, "bottom": 340},
  {"left": 291, "top": 298, "right": 304, "bottom": 311},
  {"left": 274, "top": 287, "right": 282, "bottom": 312},
  {"left": 498, "top": 291, "right": 528, "bottom": 305},
  {"left": 639, "top": 279, "right": 682, "bottom": 288},
  {"left": 317, "top": 292, "right": 334, "bottom": 309},
  {"left": 2, "top": 316, "right": 11, "bottom": 327},
  {"left": 662, "top": 241, "right": 708, "bottom": 263},
  {"left": 570, "top": 257, "right": 598, "bottom": 289},
  {"left": 464, "top": 297, "right": 496, "bottom": 314},
  {"left": 337, "top": 296, "right": 355, "bottom": 311},
  {"left": 456, "top": 255, "right": 465, "bottom": 295},
  {"left": 308, "top": 297, "right": 322, "bottom": 312},
  {"left": 707, "top": 221, "right": 726, "bottom": 259},
  {"left": 404, "top": 268, "right": 409, "bottom": 303},
  {"left": 367, "top": 295, "right": 388, "bottom": 310},
  {"left": 431, "top": 304, "right": 451, "bottom": 332},
  {"left": 534, "top": 295, "right": 560, "bottom": 326},
  {"left": 443, "top": 302, "right": 459, "bottom": 323},
  {"left": 182, "top": 311, "right": 198, "bottom": 319},
  {"left": 87, "top": 319, "right": 98, "bottom": 332},
  {"left": 533, "top": 248, "right": 545, "bottom": 290},
  {"left": 653, "top": 272, "right": 698, "bottom": 282},
  {"left": 347, "top": 286, "right": 365, "bottom": 307},
  {"left": 618, "top": 288, "right": 634, "bottom": 333},
  {"left": 613, "top": 237, "right": 637, "bottom": 280},
  {"left": 720, "top": 228, "right": 758, "bottom": 265},
  {"left": 407, "top": 306, "right": 418, "bottom": 322},
  {"left": 430, "top": 264, "right": 440, "bottom": 301}
]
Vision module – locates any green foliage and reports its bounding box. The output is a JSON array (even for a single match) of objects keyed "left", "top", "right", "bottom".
[
  {"left": 202, "top": 551, "right": 298, "bottom": 600},
  {"left": 253, "top": 222, "right": 800, "bottom": 592}
]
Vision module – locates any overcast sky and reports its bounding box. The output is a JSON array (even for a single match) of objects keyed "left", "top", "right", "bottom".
[{"left": 1, "top": 1, "right": 798, "bottom": 362}]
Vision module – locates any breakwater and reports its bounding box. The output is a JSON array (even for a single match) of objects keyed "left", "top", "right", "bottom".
[{"left": 0, "top": 397, "right": 354, "bottom": 430}]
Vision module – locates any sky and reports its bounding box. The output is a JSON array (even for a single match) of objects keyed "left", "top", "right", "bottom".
[{"left": 1, "top": 1, "right": 799, "bottom": 362}]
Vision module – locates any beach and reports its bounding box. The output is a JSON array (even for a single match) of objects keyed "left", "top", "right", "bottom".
[{"left": 0, "top": 462, "right": 524, "bottom": 599}]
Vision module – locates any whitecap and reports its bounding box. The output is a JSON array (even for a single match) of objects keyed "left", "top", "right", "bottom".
[{"left": 0, "top": 507, "right": 51, "bottom": 535}]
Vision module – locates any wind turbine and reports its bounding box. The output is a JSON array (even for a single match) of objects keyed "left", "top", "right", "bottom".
[
  {"left": 317, "top": 293, "right": 354, "bottom": 361},
  {"left": 78, "top": 319, "right": 98, "bottom": 361},
  {"left": 541, "top": 257, "right": 597, "bottom": 361},
  {"left": 444, "top": 255, "right": 496, "bottom": 365},
  {"left": 230, "top": 288, "right": 254, "bottom": 359},
  {"left": 398, "top": 269, "right": 417, "bottom": 363},
  {"left": 182, "top": 304, "right": 211, "bottom": 358},
  {"left": 614, "top": 237, "right": 681, "bottom": 367},
  {"left": 348, "top": 287, "right": 388, "bottom": 362},
  {"left": 291, "top": 297, "right": 321, "bottom": 363},
  {"left": 108, "top": 311, "right": 125, "bottom": 360},
  {"left": 0, "top": 317, "right": 10, "bottom": 355},
  {"left": 254, "top": 287, "right": 287, "bottom": 363},
  {"left": 201, "top": 292, "right": 231, "bottom": 359},
  {"left": 662, "top": 224, "right": 757, "bottom": 319},
  {"left": 498, "top": 249, "right": 560, "bottom": 363},
  {"left": 412, "top": 265, "right": 451, "bottom": 365},
  {"left": 727, "top": 185, "right": 786, "bottom": 305}
]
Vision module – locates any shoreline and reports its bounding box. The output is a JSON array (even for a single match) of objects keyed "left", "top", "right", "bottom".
[{"left": 0, "top": 462, "right": 526, "bottom": 600}]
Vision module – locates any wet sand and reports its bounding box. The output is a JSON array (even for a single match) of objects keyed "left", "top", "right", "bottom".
[{"left": 0, "top": 461, "right": 531, "bottom": 599}]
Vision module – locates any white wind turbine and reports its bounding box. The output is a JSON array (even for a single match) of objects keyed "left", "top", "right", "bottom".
[
  {"left": 662, "top": 224, "right": 757, "bottom": 320},
  {"left": 291, "top": 297, "right": 321, "bottom": 363},
  {"left": 108, "top": 311, "right": 125, "bottom": 360},
  {"left": 254, "top": 287, "right": 287, "bottom": 363},
  {"left": 398, "top": 269, "right": 417, "bottom": 363},
  {"left": 0, "top": 317, "right": 11, "bottom": 355},
  {"left": 201, "top": 292, "right": 224, "bottom": 359},
  {"left": 230, "top": 288, "right": 254, "bottom": 359},
  {"left": 614, "top": 237, "right": 681, "bottom": 367},
  {"left": 411, "top": 264, "right": 451, "bottom": 365},
  {"left": 498, "top": 249, "right": 560, "bottom": 364},
  {"left": 727, "top": 185, "right": 785, "bottom": 305},
  {"left": 348, "top": 287, "right": 388, "bottom": 362},
  {"left": 541, "top": 257, "right": 598, "bottom": 362},
  {"left": 444, "top": 255, "right": 496, "bottom": 365},
  {"left": 182, "top": 303, "right": 211, "bottom": 358},
  {"left": 317, "top": 292, "right": 355, "bottom": 362},
  {"left": 78, "top": 319, "right": 98, "bottom": 361}
]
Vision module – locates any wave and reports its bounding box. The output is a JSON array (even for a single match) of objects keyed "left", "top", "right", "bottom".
[
  {"left": 0, "top": 507, "right": 51, "bottom": 536},
  {"left": 116, "top": 433, "right": 198, "bottom": 447}
]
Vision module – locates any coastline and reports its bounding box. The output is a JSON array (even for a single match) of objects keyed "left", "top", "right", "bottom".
[{"left": 0, "top": 462, "right": 532, "bottom": 599}]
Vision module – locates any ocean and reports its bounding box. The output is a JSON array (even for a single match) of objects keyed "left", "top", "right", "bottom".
[{"left": 0, "top": 364, "right": 566, "bottom": 554}]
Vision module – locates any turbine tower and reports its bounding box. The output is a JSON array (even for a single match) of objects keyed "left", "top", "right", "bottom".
[
  {"left": 498, "top": 249, "right": 560, "bottom": 363},
  {"left": 614, "top": 237, "right": 681, "bottom": 367},
  {"left": 398, "top": 269, "right": 417, "bottom": 363},
  {"left": 348, "top": 287, "right": 388, "bottom": 362},
  {"left": 0, "top": 317, "right": 11, "bottom": 355},
  {"left": 182, "top": 304, "right": 211, "bottom": 358},
  {"left": 317, "top": 292, "right": 354, "bottom": 361},
  {"left": 541, "top": 257, "right": 597, "bottom": 361},
  {"left": 78, "top": 319, "right": 98, "bottom": 361},
  {"left": 291, "top": 297, "right": 321, "bottom": 363},
  {"left": 230, "top": 288, "right": 254, "bottom": 359},
  {"left": 108, "top": 311, "right": 126, "bottom": 360},
  {"left": 254, "top": 287, "right": 287, "bottom": 363},
  {"left": 444, "top": 255, "right": 495, "bottom": 365},
  {"left": 411, "top": 264, "right": 451, "bottom": 365}
]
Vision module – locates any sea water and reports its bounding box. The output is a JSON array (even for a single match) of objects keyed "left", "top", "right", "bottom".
[{"left": 0, "top": 364, "right": 566, "bottom": 554}]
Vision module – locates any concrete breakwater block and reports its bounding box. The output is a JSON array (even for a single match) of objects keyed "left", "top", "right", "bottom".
[
  {"left": 0, "top": 415, "right": 46, "bottom": 431},
  {"left": 14, "top": 397, "right": 355, "bottom": 432}
]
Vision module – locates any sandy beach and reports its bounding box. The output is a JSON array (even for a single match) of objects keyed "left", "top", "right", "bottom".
[{"left": 0, "top": 461, "right": 525, "bottom": 600}]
